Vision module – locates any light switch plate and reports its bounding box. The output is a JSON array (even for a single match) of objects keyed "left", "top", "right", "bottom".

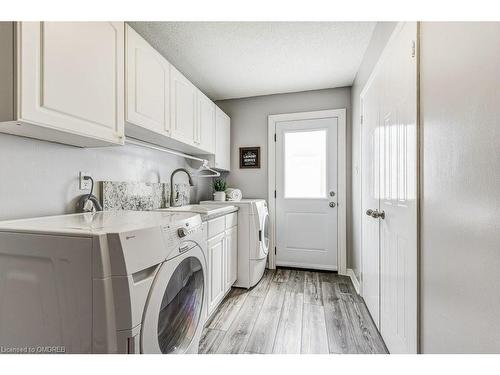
[{"left": 79, "top": 171, "right": 92, "bottom": 191}]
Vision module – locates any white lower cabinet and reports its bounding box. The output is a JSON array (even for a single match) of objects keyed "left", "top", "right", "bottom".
[
  {"left": 206, "top": 213, "right": 238, "bottom": 317},
  {"left": 207, "top": 232, "right": 225, "bottom": 314},
  {"left": 224, "top": 226, "right": 238, "bottom": 291}
]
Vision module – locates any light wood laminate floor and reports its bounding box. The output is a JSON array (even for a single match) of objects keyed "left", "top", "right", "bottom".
[{"left": 199, "top": 268, "right": 388, "bottom": 354}]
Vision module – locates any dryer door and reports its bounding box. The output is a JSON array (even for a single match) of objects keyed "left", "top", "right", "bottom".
[
  {"left": 141, "top": 246, "right": 206, "bottom": 354},
  {"left": 260, "top": 210, "right": 270, "bottom": 256}
]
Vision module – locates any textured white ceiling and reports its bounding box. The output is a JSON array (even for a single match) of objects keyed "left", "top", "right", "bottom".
[{"left": 129, "top": 22, "right": 375, "bottom": 100}]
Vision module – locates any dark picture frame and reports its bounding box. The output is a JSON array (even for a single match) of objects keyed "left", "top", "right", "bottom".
[{"left": 239, "top": 147, "right": 261, "bottom": 169}]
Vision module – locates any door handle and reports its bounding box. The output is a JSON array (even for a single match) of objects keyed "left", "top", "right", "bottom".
[
  {"left": 367, "top": 209, "right": 385, "bottom": 219},
  {"left": 329, "top": 202, "right": 336, "bottom": 208}
]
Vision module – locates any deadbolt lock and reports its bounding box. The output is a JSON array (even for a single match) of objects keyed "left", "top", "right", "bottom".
[{"left": 330, "top": 191, "right": 335, "bottom": 197}]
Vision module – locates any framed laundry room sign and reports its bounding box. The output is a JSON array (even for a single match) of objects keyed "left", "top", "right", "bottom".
[{"left": 239, "top": 147, "right": 261, "bottom": 168}]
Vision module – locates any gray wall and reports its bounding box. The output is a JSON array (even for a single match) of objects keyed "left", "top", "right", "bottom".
[
  {"left": 349, "top": 22, "right": 397, "bottom": 279},
  {"left": 420, "top": 22, "right": 500, "bottom": 353},
  {"left": 0, "top": 133, "right": 211, "bottom": 221},
  {"left": 215, "top": 87, "right": 351, "bottom": 199}
]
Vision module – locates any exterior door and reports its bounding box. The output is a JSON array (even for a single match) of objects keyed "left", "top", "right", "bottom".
[
  {"left": 275, "top": 117, "right": 338, "bottom": 270},
  {"left": 361, "top": 22, "right": 418, "bottom": 354}
]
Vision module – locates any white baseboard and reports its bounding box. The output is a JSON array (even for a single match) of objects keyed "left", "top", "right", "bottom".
[{"left": 347, "top": 268, "right": 361, "bottom": 295}]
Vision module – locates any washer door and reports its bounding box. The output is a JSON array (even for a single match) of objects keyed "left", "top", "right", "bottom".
[
  {"left": 260, "top": 210, "right": 270, "bottom": 256},
  {"left": 141, "top": 246, "right": 206, "bottom": 354}
]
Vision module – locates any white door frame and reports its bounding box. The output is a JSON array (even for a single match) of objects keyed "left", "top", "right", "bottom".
[{"left": 267, "top": 109, "right": 347, "bottom": 275}]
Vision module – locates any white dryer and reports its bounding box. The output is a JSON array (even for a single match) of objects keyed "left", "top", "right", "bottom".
[
  {"left": 201, "top": 199, "right": 269, "bottom": 288},
  {"left": 0, "top": 210, "right": 207, "bottom": 354}
]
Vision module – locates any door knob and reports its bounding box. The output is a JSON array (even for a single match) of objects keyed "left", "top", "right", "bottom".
[
  {"left": 371, "top": 210, "right": 385, "bottom": 219},
  {"left": 366, "top": 209, "right": 385, "bottom": 219},
  {"left": 329, "top": 202, "right": 336, "bottom": 208}
]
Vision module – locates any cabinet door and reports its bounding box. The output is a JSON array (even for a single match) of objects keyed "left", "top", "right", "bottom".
[
  {"left": 170, "top": 66, "right": 197, "bottom": 146},
  {"left": 215, "top": 107, "right": 231, "bottom": 170},
  {"left": 224, "top": 227, "right": 238, "bottom": 290},
  {"left": 197, "top": 90, "right": 216, "bottom": 153},
  {"left": 125, "top": 25, "right": 170, "bottom": 135},
  {"left": 207, "top": 233, "right": 225, "bottom": 315},
  {"left": 19, "top": 22, "right": 124, "bottom": 145}
]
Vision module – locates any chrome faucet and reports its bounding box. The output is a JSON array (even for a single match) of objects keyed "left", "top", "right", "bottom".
[{"left": 170, "top": 168, "right": 194, "bottom": 207}]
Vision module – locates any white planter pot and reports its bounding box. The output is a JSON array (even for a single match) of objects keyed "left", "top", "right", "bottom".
[{"left": 213, "top": 191, "right": 226, "bottom": 201}]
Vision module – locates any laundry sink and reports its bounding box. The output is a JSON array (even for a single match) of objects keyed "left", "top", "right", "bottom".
[{"left": 160, "top": 204, "right": 233, "bottom": 215}]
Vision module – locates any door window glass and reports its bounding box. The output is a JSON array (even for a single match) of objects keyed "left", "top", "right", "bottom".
[
  {"left": 284, "top": 129, "right": 327, "bottom": 198},
  {"left": 157, "top": 256, "right": 204, "bottom": 354}
]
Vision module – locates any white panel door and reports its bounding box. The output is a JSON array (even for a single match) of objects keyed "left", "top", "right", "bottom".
[
  {"left": 379, "top": 22, "right": 418, "bottom": 354},
  {"left": 215, "top": 107, "right": 231, "bottom": 171},
  {"left": 170, "top": 66, "right": 197, "bottom": 146},
  {"left": 207, "top": 233, "right": 225, "bottom": 314},
  {"left": 197, "top": 90, "right": 216, "bottom": 153},
  {"left": 275, "top": 117, "right": 338, "bottom": 270},
  {"left": 361, "top": 22, "right": 418, "bottom": 354},
  {"left": 361, "top": 77, "right": 381, "bottom": 327},
  {"left": 125, "top": 25, "right": 170, "bottom": 134},
  {"left": 19, "top": 22, "right": 124, "bottom": 144}
]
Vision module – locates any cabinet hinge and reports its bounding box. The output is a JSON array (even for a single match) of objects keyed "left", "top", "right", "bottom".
[
  {"left": 274, "top": 133, "right": 277, "bottom": 142},
  {"left": 411, "top": 40, "right": 416, "bottom": 58}
]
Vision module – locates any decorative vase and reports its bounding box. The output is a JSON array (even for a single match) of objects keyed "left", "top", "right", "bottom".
[{"left": 213, "top": 191, "right": 226, "bottom": 202}]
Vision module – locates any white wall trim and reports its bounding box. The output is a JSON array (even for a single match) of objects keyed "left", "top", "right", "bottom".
[
  {"left": 347, "top": 268, "right": 361, "bottom": 295},
  {"left": 267, "top": 109, "right": 347, "bottom": 274}
]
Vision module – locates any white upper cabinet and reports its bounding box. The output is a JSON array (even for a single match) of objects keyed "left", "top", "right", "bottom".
[
  {"left": 0, "top": 22, "right": 229, "bottom": 153},
  {"left": 0, "top": 22, "right": 125, "bottom": 147},
  {"left": 125, "top": 25, "right": 170, "bottom": 136},
  {"left": 215, "top": 106, "right": 231, "bottom": 171},
  {"left": 170, "top": 66, "right": 197, "bottom": 147},
  {"left": 197, "top": 90, "right": 216, "bottom": 154}
]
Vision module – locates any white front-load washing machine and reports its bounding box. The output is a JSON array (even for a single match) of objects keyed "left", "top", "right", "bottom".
[
  {"left": 0, "top": 210, "right": 207, "bottom": 354},
  {"left": 201, "top": 199, "right": 269, "bottom": 288}
]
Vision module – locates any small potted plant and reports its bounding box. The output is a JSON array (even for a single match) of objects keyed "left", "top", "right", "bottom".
[{"left": 213, "top": 178, "right": 227, "bottom": 201}]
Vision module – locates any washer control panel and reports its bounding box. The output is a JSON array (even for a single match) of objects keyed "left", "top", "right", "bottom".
[{"left": 161, "top": 215, "right": 202, "bottom": 258}]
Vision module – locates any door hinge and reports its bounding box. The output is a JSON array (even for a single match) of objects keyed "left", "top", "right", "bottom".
[
  {"left": 275, "top": 246, "right": 277, "bottom": 255},
  {"left": 360, "top": 114, "right": 363, "bottom": 125},
  {"left": 274, "top": 190, "right": 276, "bottom": 198},
  {"left": 411, "top": 40, "right": 416, "bottom": 58},
  {"left": 274, "top": 133, "right": 277, "bottom": 142}
]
